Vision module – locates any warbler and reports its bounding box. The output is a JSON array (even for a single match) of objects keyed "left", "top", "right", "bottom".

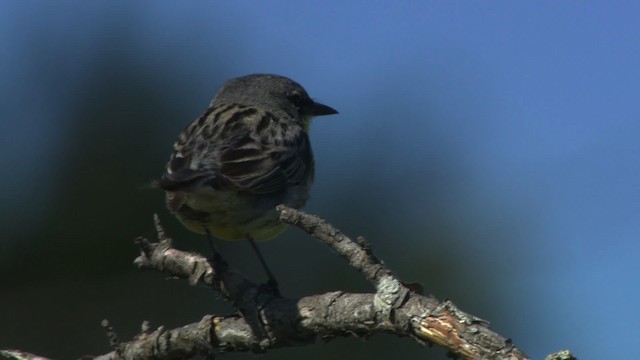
[{"left": 157, "top": 74, "right": 337, "bottom": 261}]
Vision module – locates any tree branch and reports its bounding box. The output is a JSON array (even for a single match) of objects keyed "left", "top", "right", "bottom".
[{"left": 2, "top": 209, "right": 578, "bottom": 360}]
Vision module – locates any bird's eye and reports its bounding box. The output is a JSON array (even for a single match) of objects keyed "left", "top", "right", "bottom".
[{"left": 288, "top": 92, "right": 304, "bottom": 108}]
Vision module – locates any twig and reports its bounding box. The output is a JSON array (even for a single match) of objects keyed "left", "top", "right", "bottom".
[
  {"left": 545, "top": 350, "right": 578, "bottom": 360},
  {"left": 0, "top": 350, "right": 52, "bottom": 360},
  {"left": 276, "top": 205, "right": 393, "bottom": 285}
]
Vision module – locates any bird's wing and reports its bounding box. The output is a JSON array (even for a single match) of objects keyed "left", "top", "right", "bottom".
[{"left": 158, "top": 104, "right": 313, "bottom": 195}]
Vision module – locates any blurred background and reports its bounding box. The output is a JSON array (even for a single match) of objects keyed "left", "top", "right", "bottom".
[{"left": 1, "top": 1, "right": 639, "bottom": 359}]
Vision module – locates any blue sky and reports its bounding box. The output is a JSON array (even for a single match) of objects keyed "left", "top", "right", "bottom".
[{"left": 1, "top": 2, "right": 639, "bottom": 359}]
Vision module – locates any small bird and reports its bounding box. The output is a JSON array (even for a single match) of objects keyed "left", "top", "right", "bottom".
[{"left": 156, "top": 74, "right": 337, "bottom": 285}]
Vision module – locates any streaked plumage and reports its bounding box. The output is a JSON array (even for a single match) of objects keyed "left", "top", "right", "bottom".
[{"left": 157, "top": 74, "right": 337, "bottom": 240}]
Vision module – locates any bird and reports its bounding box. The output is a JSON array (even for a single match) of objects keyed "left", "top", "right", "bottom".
[{"left": 156, "top": 74, "right": 338, "bottom": 289}]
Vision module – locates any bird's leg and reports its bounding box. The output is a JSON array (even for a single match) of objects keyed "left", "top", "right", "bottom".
[
  {"left": 204, "top": 229, "right": 228, "bottom": 274},
  {"left": 247, "top": 237, "right": 281, "bottom": 297}
]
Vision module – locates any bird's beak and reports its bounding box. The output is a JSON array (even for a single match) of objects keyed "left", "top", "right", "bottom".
[{"left": 309, "top": 101, "right": 338, "bottom": 116}]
